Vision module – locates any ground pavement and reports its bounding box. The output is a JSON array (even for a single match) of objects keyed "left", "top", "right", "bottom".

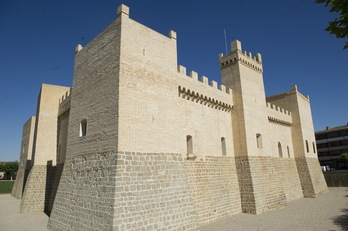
[{"left": 0, "top": 188, "right": 347, "bottom": 231}]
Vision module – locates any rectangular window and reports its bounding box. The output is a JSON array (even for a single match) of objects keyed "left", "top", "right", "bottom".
[
  {"left": 186, "top": 135, "right": 193, "bottom": 154},
  {"left": 221, "top": 137, "right": 226, "bottom": 156},
  {"left": 79, "top": 119, "right": 87, "bottom": 137}
]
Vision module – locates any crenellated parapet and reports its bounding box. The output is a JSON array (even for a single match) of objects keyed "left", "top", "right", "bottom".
[
  {"left": 58, "top": 88, "right": 71, "bottom": 116},
  {"left": 266, "top": 102, "right": 292, "bottom": 127},
  {"left": 59, "top": 88, "right": 71, "bottom": 104},
  {"left": 177, "top": 65, "right": 232, "bottom": 94},
  {"left": 267, "top": 85, "right": 310, "bottom": 102},
  {"left": 219, "top": 40, "right": 263, "bottom": 73},
  {"left": 176, "top": 65, "right": 233, "bottom": 112}
]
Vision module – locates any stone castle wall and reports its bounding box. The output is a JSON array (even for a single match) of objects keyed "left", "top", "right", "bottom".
[
  {"left": 48, "top": 152, "right": 118, "bottom": 231},
  {"left": 49, "top": 10, "right": 123, "bottom": 230},
  {"left": 11, "top": 116, "right": 36, "bottom": 199},
  {"left": 20, "top": 165, "right": 47, "bottom": 212},
  {"left": 296, "top": 157, "right": 327, "bottom": 197},
  {"left": 14, "top": 4, "right": 328, "bottom": 231},
  {"left": 49, "top": 152, "right": 242, "bottom": 231},
  {"left": 11, "top": 167, "right": 25, "bottom": 199},
  {"left": 117, "top": 10, "right": 233, "bottom": 156},
  {"left": 278, "top": 158, "right": 303, "bottom": 202},
  {"left": 236, "top": 156, "right": 287, "bottom": 214}
]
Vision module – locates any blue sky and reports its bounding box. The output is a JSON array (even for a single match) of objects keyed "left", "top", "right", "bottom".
[{"left": 0, "top": 0, "right": 347, "bottom": 161}]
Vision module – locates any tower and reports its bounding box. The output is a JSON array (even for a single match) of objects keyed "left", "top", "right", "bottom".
[
  {"left": 220, "top": 40, "right": 287, "bottom": 214},
  {"left": 266, "top": 85, "right": 327, "bottom": 197}
]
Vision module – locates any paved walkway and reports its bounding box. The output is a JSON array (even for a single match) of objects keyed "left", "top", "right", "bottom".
[
  {"left": 0, "top": 188, "right": 347, "bottom": 231},
  {"left": 200, "top": 187, "right": 348, "bottom": 231}
]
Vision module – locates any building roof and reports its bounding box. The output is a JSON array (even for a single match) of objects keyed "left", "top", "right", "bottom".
[{"left": 316, "top": 124, "right": 348, "bottom": 134}]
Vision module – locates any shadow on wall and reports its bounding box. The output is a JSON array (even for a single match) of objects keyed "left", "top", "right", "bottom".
[
  {"left": 22, "top": 160, "right": 32, "bottom": 195},
  {"left": 332, "top": 189, "right": 348, "bottom": 231},
  {"left": 44, "top": 160, "right": 64, "bottom": 216}
]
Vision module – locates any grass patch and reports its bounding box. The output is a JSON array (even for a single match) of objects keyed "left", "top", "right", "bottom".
[{"left": 0, "top": 181, "right": 14, "bottom": 194}]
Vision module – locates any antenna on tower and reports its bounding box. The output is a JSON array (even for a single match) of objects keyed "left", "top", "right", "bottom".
[{"left": 224, "top": 29, "right": 228, "bottom": 55}]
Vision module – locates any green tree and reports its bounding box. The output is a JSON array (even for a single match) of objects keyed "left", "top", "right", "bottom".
[
  {"left": 315, "top": 0, "right": 348, "bottom": 49},
  {"left": 0, "top": 162, "right": 18, "bottom": 180},
  {"left": 341, "top": 153, "right": 348, "bottom": 169}
]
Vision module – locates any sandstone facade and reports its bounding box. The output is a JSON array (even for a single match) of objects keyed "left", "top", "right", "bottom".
[{"left": 12, "top": 4, "right": 327, "bottom": 230}]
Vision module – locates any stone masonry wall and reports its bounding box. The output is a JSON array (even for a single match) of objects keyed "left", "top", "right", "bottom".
[
  {"left": 12, "top": 116, "right": 36, "bottom": 199},
  {"left": 113, "top": 152, "right": 197, "bottom": 231},
  {"left": 112, "top": 152, "right": 242, "bottom": 230},
  {"left": 45, "top": 163, "right": 64, "bottom": 216},
  {"left": 20, "top": 165, "right": 47, "bottom": 212},
  {"left": 49, "top": 12, "right": 122, "bottom": 231},
  {"left": 48, "top": 152, "right": 118, "bottom": 231},
  {"left": 49, "top": 152, "right": 243, "bottom": 231},
  {"left": 236, "top": 156, "right": 287, "bottom": 214},
  {"left": 184, "top": 156, "right": 241, "bottom": 226},
  {"left": 11, "top": 167, "right": 25, "bottom": 199},
  {"left": 277, "top": 158, "right": 303, "bottom": 202},
  {"left": 296, "top": 157, "right": 327, "bottom": 197}
]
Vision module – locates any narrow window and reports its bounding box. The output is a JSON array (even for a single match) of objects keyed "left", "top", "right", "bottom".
[
  {"left": 287, "top": 146, "right": 290, "bottom": 158},
  {"left": 278, "top": 142, "right": 283, "bottom": 158},
  {"left": 79, "top": 119, "right": 87, "bottom": 137},
  {"left": 305, "top": 140, "right": 309, "bottom": 153},
  {"left": 221, "top": 137, "right": 226, "bottom": 156},
  {"left": 256, "top": 133, "right": 263, "bottom": 149},
  {"left": 186, "top": 135, "right": 193, "bottom": 154},
  {"left": 312, "top": 142, "right": 316, "bottom": 153}
]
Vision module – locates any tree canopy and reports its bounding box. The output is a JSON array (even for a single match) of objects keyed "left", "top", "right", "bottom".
[
  {"left": 315, "top": 0, "right": 348, "bottom": 49},
  {"left": 341, "top": 153, "right": 348, "bottom": 162},
  {"left": 0, "top": 162, "right": 18, "bottom": 175}
]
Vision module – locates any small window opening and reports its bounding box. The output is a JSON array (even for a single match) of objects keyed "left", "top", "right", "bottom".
[
  {"left": 312, "top": 142, "right": 316, "bottom": 153},
  {"left": 287, "top": 146, "right": 290, "bottom": 158},
  {"left": 256, "top": 133, "right": 263, "bottom": 149},
  {"left": 186, "top": 135, "right": 193, "bottom": 154},
  {"left": 80, "top": 119, "right": 87, "bottom": 137},
  {"left": 221, "top": 137, "right": 226, "bottom": 156},
  {"left": 305, "top": 140, "right": 309, "bottom": 153},
  {"left": 278, "top": 142, "right": 283, "bottom": 158}
]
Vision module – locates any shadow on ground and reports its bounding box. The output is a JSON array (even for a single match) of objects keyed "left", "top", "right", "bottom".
[
  {"left": 332, "top": 189, "right": 348, "bottom": 231},
  {"left": 332, "top": 208, "right": 348, "bottom": 231}
]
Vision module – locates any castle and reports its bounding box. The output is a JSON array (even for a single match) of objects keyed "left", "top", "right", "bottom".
[{"left": 12, "top": 4, "right": 327, "bottom": 231}]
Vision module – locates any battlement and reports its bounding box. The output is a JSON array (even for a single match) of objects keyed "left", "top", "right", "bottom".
[
  {"left": 59, "top": 88, "right": 71, "bottom": 104},
  {"left": 177, "top": 65, "right": 232, "bottom": 95},
  {"left": 219, "top": 40, "right": 262, "bottom": 73},
  {"left": 266, "top": 102, "right": 291, "bottom": 116},
  {"left": 266, "top": 103, "right": 292, "bottom": 127},
  {"left": 266, "top": 85, "right": 310, "bottom": 102}
]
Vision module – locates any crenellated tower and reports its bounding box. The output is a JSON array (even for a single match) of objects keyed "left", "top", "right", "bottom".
[
  {"left": 220, "top": 40, "right": 287, "bottom": 214},
  {"left": 220, "top": 40, "right": 267, "bottom": 157}
]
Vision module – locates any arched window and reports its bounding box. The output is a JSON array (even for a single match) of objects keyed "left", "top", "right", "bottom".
[
  {"left": 287, "top": 146, "right": 290, "bottom": 158},
  {"left": 278, "top": 142, "right": 283, "bottom": 158},
  {"left": 305, "top": 140, "right": 309, "bottom": 153},
  {"left": 79, "top": 119, "right": 87, "bottom": 137},
  {"left": 256, "top": 133, "right": 263, "bottom": 149},
  {"left": 221, "top": 137, "right": 226, "bottom": 156},
  {"left": 312, "top": 142, "right": 316, "bottom": 153},
  {"left": 186, "top": 135, "right": 193, "bottom": 154}
]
